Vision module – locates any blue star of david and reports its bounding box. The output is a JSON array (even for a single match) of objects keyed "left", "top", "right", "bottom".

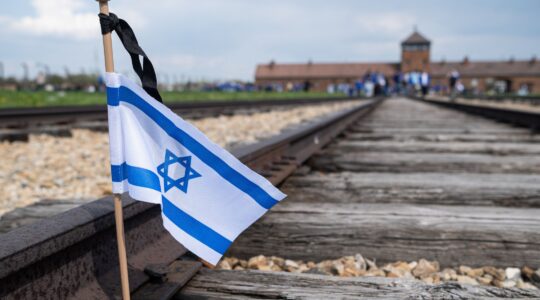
[{"left": 157, "top": 149, "right": 201, "bottom": 193}]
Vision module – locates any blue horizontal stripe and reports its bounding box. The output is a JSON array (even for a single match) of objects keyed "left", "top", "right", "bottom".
[
  {"left": 109, "top": 86, "right": 279, "bottom": 210},
  {"left": 107, "top": 86, "right": 119, "bottom": 106},
  {"left": 162, "top": 195, "right": 231, "bottom": 254},
  {"left": 111, "top": 163, "right": 161, "bottom": 191}
]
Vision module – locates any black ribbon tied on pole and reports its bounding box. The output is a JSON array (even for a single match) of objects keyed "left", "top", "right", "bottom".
[{"left": 98, "top": 12, "right": 162, "bottom": 102}]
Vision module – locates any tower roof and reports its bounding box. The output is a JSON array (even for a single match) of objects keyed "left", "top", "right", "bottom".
[{"left": 402, "top": 31, "right": 430, "bottom": 45}]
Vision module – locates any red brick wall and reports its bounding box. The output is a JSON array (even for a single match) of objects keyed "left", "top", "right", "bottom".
[
  {"left": 431, "top": 75, "right": 540, "bottom": 94},
  {"left": 513, "top": 76, "right": 540, "bottom": 94},
  {"left": 401, "top": 49, "right": 430, "bottom": 73},
  {"left": 255, "top": 78, "right": 357, "bottom": 92}
]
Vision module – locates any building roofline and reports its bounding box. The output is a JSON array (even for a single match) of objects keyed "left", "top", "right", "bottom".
[
  {"left": 401, "top": 30, "right": 431, "bottom": 45},
  {"left": 256, "top": 61, "right": 401, "bottom": 67}
]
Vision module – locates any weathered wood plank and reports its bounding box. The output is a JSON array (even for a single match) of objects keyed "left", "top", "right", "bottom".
[
  {"left": 178, "top": 269, "right": 540, "bottom": 299},
  {"left": 350, "top": 126, "right": 528, "bottom": 135},
  {"left": 344, "top": 132, "right": 540, "bottom": 143},
  {"left": 228, "top": 202, "right": 540, "bottom": 268},
  {"left": 354, "top": 102, "right": 523, "bottom": 130},
  {"left": 330, "top": 140, "right": 540, "bottom": 155},
  {"left": 352, "top": 121, "right": 525, "bottom": 130},
  {"left": 309, "top": 151, "right": 540, "bottom": 173},
  {"left": 344, "top": 98, "right": 539, "bottom": 144},
  {"left": 281, "top": 172, "right": 540, "bottom": 207}
]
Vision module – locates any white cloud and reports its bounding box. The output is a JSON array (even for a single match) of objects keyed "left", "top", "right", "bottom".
[
  {"left": 1, "top": 1, "right": 537, "bottom": 81},
  {"left": 10, "top": 0, "right": 103, "bottom": 40}
]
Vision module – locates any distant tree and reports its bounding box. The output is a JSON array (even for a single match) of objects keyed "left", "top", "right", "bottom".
[
  {"left": 66, "top": 74, "right": 99, "bottom": 90},
  {"left": 47, "top": 74, "right": 64, "bottom": 86}
]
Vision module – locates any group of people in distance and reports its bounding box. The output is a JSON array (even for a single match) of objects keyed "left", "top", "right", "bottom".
[
  {"left": 271, "top": 69, "right": 465, "bottom": 98},
  {"left": 325, "top": 69, "right": 463, "bottom": 98},
  {"left": 324, "top": 70, "right": 431, "bottom": 98}
]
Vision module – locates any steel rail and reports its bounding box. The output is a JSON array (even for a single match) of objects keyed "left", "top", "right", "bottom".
[
  {"left": 411, "top": 97, "right": 540, "bottom": 132},
  {"left": 460, "top": 94, "right": 540, "bottom": 105},
  {"left": 0, "top": 96, "right": 354, "bottom": 128},
  {"left": 0, "top": 97, "right": 384, "bottom": 299}
]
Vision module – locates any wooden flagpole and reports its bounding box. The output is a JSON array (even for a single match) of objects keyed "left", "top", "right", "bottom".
[
  {"left": 98, "top": 0, "right": 114, "bottom": 73},
  {"left": 96, "top": 1, "right": 130, "bottom": 299}
]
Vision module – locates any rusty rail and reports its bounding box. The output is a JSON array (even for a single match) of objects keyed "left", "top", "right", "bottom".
[
  {"left": 0, "top": 97, "right": 384, "bottom": 299},
  {"left": 0, "top": 96, "right": 355, "bottom": 129},
  {"left": 460, "top": 94, "right": 540, "bottom": 106},
  {"left": 411, "top": 96, "right": 540, "bottom": 132}
]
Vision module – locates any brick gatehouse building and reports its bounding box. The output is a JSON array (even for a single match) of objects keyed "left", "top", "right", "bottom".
[{"left": 255, "top": 31, "right": 540, "bottom": 94}]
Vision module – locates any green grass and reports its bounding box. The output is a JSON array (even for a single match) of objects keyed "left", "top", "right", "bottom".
[{"left": 0, "top": 90, "right": 341, "bottom": 108}]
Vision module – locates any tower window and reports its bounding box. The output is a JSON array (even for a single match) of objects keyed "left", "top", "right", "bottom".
[{"left": 403, "top": 44, "right": 429, "bottom": 51}]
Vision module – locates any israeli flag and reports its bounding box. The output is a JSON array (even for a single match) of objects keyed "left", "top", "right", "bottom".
[{"left": 106, "top": 73, "right": 286, "bottom": 265}]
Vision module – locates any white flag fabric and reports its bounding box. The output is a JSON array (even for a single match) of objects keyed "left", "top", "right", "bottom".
[{"left": 106, "top": 72, "right": 286, "bottom": 265}]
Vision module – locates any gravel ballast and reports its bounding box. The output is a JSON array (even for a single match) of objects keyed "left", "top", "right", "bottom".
[
  {"left": 218, "top": 254, "right": 540, "bottom": 290},
  {"left": 0, "top": 101, "right": 362, "bottom": 216}
]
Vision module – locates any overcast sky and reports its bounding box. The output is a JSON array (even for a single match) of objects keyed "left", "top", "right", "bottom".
[{"left": 1, "top": 0, "right": 539, "bottom": 81}]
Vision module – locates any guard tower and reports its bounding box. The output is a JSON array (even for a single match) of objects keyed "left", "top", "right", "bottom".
[{"left": 401, "top": 29, "right": 431, "bottom": 73}]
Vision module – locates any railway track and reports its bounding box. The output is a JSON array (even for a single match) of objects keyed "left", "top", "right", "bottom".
[
  {"left": 0, "top": 96, "right": 354, "bottom": 127},
  {"left": 0, "top": 96, "right": 352, "bottom": 141},
  {"left": 184, "top": 97, "right": 540, "bottom": 298},
  {"left": 2, "top": 96, "right": 540, "bottom": 299},
  {"left": 413, "top": 96, "right": 540, "bottom": 131},
  {"left": 460, "top": 94, "right": 540, "bottom": 106},
  {"left": 0, "top": 98, "right": 381, "bottom": 299}
]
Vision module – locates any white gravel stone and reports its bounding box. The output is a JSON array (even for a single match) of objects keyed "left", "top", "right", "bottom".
[
  {"left": 505, "top": 267, "right": 521, "bottom": 281},
  {"left": 0, "top": 101, "right": 362, "bottom": 216}
]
